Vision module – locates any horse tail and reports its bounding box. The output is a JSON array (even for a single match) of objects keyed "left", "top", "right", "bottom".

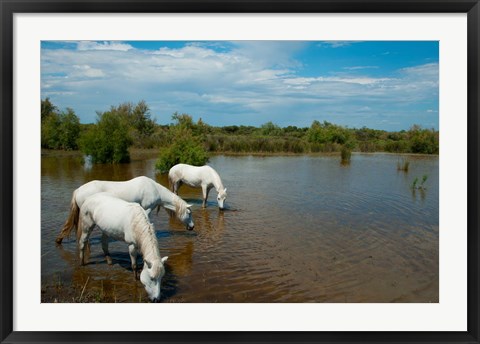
[
  {"left": 76, "top": 207, "right": 82, "bottom": 243},
  {"left": 75, "top": 210, "right": 91, "bottom": 262},
  {"left": 55, "top": 190, "right": 79, "bottom": 244}
]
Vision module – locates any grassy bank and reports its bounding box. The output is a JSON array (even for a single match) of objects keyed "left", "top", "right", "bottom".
[{"left": 41, "top": 99, "right": 439, "bottom": 164}]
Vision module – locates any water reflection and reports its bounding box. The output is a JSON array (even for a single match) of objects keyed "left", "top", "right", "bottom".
[
  {"left": 169, "top": 241, "right": 194, "bottom": 277},
  {"left": 42, "top": 153, "right": 439, "bottom": 303},
  {"left": 83, "top": 155, "right": 92, "bottom": 171}
]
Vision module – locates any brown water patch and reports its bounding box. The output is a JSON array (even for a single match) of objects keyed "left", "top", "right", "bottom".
[{"left": 42, "top": 154, "right": 438, "bottom": 303}]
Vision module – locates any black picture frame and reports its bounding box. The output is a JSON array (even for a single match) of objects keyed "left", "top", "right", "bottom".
[{"left": 1, "top": 1, "right": 479, "bottom": 343}]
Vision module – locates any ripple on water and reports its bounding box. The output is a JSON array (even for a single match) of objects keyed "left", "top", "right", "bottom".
[{"left": 42, "top": 154, "right": 439, "bottom": 303}]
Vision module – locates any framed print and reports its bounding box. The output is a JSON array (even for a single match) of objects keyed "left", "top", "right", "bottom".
[{"left": 1, "top": 0, "right": 479, "bottom": 343}]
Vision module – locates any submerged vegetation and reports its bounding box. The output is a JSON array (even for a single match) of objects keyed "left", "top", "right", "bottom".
[
  {"left": 41, "top": 99, "right": 439, "bottom": 165},
  {"left": 397, "top": 158, "right": 410, "bottom": 172},
  {"left": 340, "top": 147, "right": 352, "bottom": 165},
  {"left": 412, "top": 175, "right": 429, "bottom": 190}
]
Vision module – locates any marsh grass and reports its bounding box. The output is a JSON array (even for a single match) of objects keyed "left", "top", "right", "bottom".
[
  {"left": 41, "top": 276, "right": 124, "bottom": 303},
  {"left": 397, "top": 158, "right": 410, "bottom": 172},
  {"left": 340, "top": 147, "right": 352, "bottom": 164},
  {"left": 411, "top": 174, "right": 428, "bottom": 190}
]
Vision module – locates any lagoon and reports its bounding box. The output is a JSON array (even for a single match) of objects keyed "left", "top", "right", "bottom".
[{"left": 41, "top": 153, "right": 438, "bottom": 302}]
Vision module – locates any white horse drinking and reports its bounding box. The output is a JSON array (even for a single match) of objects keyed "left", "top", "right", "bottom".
[
  {"left": 77, "top": 192, "right": 168, "bottom": 302},
  {"left": 55, "top": 176, "right": 194, "bottom": 244},
  {"left": 168, "top": 164, "right": 227, "bottom": 209}
]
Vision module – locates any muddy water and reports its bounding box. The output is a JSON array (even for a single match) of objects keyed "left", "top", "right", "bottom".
[{"left": 41, "top": 153, "right": 438, "bottom": 303}]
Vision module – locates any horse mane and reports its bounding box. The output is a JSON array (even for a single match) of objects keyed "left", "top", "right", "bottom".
[
  {"left": 208, "top": 167, "right": 225, "bottom": 193},
  {"left": 172, "top": 194, "right": 188, "bottom": 217},
  {"left": 131, "top": 207, "right": 162, "bottom": 278}
]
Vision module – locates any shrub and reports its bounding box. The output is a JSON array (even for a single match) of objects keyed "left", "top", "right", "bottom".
[
  {"left": 408, "top": 125, "right": 439, "bottom": 154},
  {"left": 307, "top": 120, "right": 353, "bottom": 146},
  {"left": 58, "top": 108, "right": 81, "bottom": 150},
  {"left": 104, "top": 101, "right": 156, "bottom": 149},
  {"left": 41, "top": 112, "right": 61, "bottom": 149},
  {"left": 261, "top": 121, "right": 282, "bottom": 136},
  {"left": 397, "top": 158, "right": 410, "bottom": 172},
  {"left": 41, "top": 102, "right": 80, "bottom": 150},
  {"left": 78, "top": 111, "right": 132, "bottom": 163},
  {"left": 384, "top": 140, "right": 409, "bottom": 153},
  {"left": 155, "top": 128, "right": 209, "bottom": 173},
  {"left": 340, "top": 146, "right": 352, "bottom": 164},
  {"left": 41, "top": 97, "right": 57, "bottom": 122}
]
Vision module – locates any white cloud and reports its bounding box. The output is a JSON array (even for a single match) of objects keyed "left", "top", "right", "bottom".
[
  {"left": 234, "top": 41, "right": 305, "bottom": 61},
  {"left": 41, "top": 42, "right": 438, "bottom": 130},
  {"left": 343, "top": 66, "right": 379, "bottom": 70},
  {"left": 72, "top": 65, "right": 105, "bottom": 78},
  {"left": 76, "top": 41, "right": 133, "bottom": 51},
  {"left": 400, "top": 63, "right": 439, "bottom": 79},
  {"left": 318, "top": 41, "right": 363, "bottom": 48},
  {"left": 318, "top": 76, "right": 392, "bottom": 85}
]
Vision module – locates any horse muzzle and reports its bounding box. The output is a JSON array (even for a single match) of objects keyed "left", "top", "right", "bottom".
[
  {"left": 187, "top": 225, "right": 195, "bottom": 231},
  {"left": 152, "top": 297, "right": 161, "bottom": 303}
]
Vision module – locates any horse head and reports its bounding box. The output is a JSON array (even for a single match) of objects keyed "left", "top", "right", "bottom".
[
  {"left": 173, "top": 198, "right": 195, "bottom": 231},
  {"left": 217, "top": 188, "right": 227, "bottom": 210},
  {"left": 140, "top": 256, "right": 168, "bottom": 303},
  {"left": 181, "top": 204, "right": 195, "bottom": 231}
]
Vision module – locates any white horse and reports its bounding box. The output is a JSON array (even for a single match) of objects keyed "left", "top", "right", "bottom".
[
  {"left": 77, "top": 192, "right": 168, "bottom": 302},
  {"left": 168, "top": 164, "right": 227, "bottom": 209},
  {"left": 55, "top": 176, "right": 194, "bottom": 244}
]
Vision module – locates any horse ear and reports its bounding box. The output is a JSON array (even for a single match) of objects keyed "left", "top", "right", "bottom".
[
  {"left": 145, "top": 260, "right": 152, "bottom": 269},
  {"left": 186, "top": 204, "right": 193, "bottom": 208},
  {"left": 224, "top": 188, "right": 227, "bottom": 193},
  {"left": 161, "top": 256, "right": 168, "bottom": 264},
  {"left": 145, "top": 208, "right": 152, "bottom": 216}
]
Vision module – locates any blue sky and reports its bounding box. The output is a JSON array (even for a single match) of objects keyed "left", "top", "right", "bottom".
[{"left": 41, "top": 40, "right": 438, "bottom": 131}]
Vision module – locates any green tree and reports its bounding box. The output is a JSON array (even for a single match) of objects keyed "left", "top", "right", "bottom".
[
  {"left": 41, "top": 112, "right": 61, "bottom": 149},
  {"left": 100, "top": 101, "right": 156, "bottom": 148},
  {"left": 79, "top": 110, "right": 132, "bottom": 163},
  {"left": 261, "top": 121, "right": 281, "bottom": 136},
  {"left": 307, "top": 120, "right": 352, "bottom": 145},
  {"left": 58, "top": 108, "right": 80, "bottom": 150},
  {"left": 155, "top": 127, "right": 209, "bottom": 173},
  {"left": 195, "top": 117, "right": 211, "bottom": 137},
  {"left": 171, "top": 112, "right": 195, "bottom": 129},
  {"left": 129, "top": 100, "right": 155, "bottom": 139},
  {"left": 155, "top": 113, "right": 209, "bottom": 173},
  {"left": 408, "top": 125, "right": 439, "bottom": 154},
  {"left": 41, "top": 97, "right": 57, "bottom": 121},
  {"left": 41, "top": 99, "right": 80, "bottom": 150}
]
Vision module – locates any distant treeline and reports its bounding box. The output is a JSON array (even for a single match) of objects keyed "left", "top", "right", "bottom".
[{"left": 41, "top": 98, "right": 439, "bottom": 166}]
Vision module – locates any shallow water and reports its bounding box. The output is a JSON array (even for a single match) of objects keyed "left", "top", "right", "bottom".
[{"left": 41, "top": 153, "right": 438, "bottom": 303}]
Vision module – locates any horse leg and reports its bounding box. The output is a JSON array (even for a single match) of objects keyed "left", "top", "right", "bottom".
[
  {"left": 202, "top": 185, "right": 211, "bottom": 208},
  {"left": 129, "top": 244, "right": 139, "bottom": 280},
  {"left": 101, "top": 234, "right": 113, "bottom": 265},
  {"left": 173, "top": 180, "right": 181, "bottom": 195},
  {"left": 78, "top": 223, "right": 94, "bottom": 266}
]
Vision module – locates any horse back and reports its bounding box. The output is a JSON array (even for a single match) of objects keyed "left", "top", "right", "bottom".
[
  {"left": 76, "top": 177, "right": 155, "bottom": 208},
  {"left": 81, "top": 192, "right": 144, "bottom": 242},
  {"left": 171, "top": 164, "right": 216, "bottom": 186}
]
